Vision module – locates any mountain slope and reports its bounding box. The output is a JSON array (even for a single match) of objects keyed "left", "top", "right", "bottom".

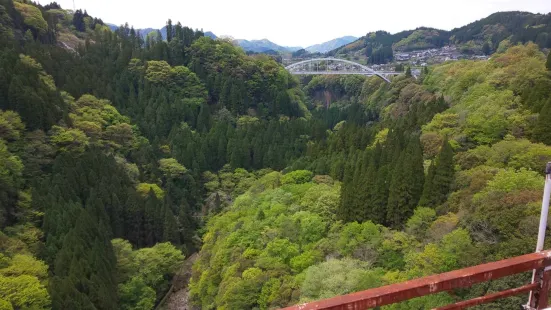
[
  {"left": 330, "top": 11, "right": 551, "bottom": 60},
  {"left": 449, "top": 11, "right": 551, "bottom": 51},
  {"left": 306, "top": 36, "right": 358, "bottom": 53},
  {"left": 234, "top": 38, "right": 300, "bottom": 53}
]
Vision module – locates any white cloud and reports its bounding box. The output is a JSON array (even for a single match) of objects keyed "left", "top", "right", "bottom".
[{"left": 37, "top": 0, "right": 551, "bottom": 47}]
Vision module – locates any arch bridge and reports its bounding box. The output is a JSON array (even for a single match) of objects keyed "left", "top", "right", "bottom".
[{"left": 284, "top": 57, "right": 400, "bottom": 83}]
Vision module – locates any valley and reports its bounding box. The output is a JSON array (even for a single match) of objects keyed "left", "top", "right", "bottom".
[{"left": 0, "top": 1, "right": 551, "bottom": 310}]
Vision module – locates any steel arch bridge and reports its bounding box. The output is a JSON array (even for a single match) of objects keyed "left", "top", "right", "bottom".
[{"left": 284, "top": 57, "right": 399, "bottom": 83}]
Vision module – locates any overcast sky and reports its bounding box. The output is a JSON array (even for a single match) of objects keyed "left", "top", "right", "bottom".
[{"left": 37, "top": 0, "right": 551, "bottom": 47}]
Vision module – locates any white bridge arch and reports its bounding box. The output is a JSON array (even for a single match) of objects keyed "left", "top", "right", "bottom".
[{"left": 285, "top": 57, "right": 398, "bottom": 83}]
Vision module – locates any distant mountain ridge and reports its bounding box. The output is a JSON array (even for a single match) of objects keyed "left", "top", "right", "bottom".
[
  {"left": 234, "top": 39, "right": 301, "bottom": 53},
  {"left": 107, "top": 23, "right": 356, "bottom": 54},
  {"left": 306, "top": 36, "right": 358, "bottom": 53},
  {"left": 330, "top": 11, "right": 551, "bottom": 59}
]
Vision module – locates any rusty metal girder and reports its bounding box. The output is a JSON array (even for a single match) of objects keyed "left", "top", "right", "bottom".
[
  {"left": 281, "top": 250, "right": 551, "bottom": 310},
  {"left": 434, "top": 282, "right": 538, "bottom": 310}
]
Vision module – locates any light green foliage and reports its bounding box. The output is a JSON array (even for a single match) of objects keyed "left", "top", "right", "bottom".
[
  {"left": 298, "top": 184, "right": 340, "bottom": 219},
  {"left": 0, "top": 110, "right": 24, "bottom": 141},
  {"left": 300, "top": 259, "right": 385, "bottom": 301},
  {"left": 0, "top": 298, "right": 12, "bottom": 310},
  {"left": 281, "top": 170, "right": 313, "bottom": 185},
  {"left": 69, "top": 94, "right": 136, "bottom": 149},
  {"left": 378, "top": 231, "right": 419, "bottom": 270},
  {"left": 112, "top": 239, "right": 184, "bottom": 305},
  {"left": 13, "top": 2, "right": 48, "bottom": 34},
  {"left": 336, "top": 221, "right": 383, "bottom": 257},
  {"left": 257, "top": 238, "right": 300, "bottom": 267},
  {"left": 373, "top": 128, "right": 389, "bottom": 145},
  {"left": 145, "top": 61, "right": 172, "bottom": 84},
  {"left": 144, "top": 61, "right": 206, "bottom": 97},
  {"left": 0, "top": 254, "right": 48, "bottom": 282},
  {"left": 405, "top": 228, "right": 475, "bottom": 277},
  {"left": 115, "top": 156, "right": 140, "bottom": 184},
  {"left": 159, "top": 158, "right": 187, "bottom": 179},
  {"left": 19, "top": 55, "right": 56, "bottom": 91},
  {"left": 190, "top": 179, "right": 337, "bottom": 309},
  {"left": 424, "top": 44, "right": 548, "bottom": 146},
  {"left": 118, "top": 277, "right": 156, "bottom": 310},
  {"left": 0, "top": 140, "right": 23, "bottom": 189},
  {"left": 393, "top": 29, "right": 443, "bottom": 51},
  {"left": 290, "top": 250, "right": 323, "bottom": 273},
  {"left": 136, "top": 183, "right": 165, "bottom": 199},
  {"left": 476, "top": 168, "right": 542, "bottom": 196},
  {"left": 202, "top": 171, "right": 220, "bottom": 192},
  {"left": 237, "top": 116, "right": 260, "bottom": 127},
  {"left": 248, "top": 171, "right": 281, "bottom": 194},
  {"left": 471, "top": 168, "right": 542, "bottom": 240},
  {"left": 461, "top": 138, "right": 551, "bottom": 172},
  {"left": 132, "top": 242, "right": 185, "bottom": 290},
  {"left": 426, "top": 213, "right": 459, "bottom": 242},
  {"left": 48, "top": 125, "right": 89, "bottom": 153},
  {"left": 0, "top": 275, "right": 50, "bottom": 309},
  {"left": 0, "top": 245, "right": 50, "bottom": 310},
  {"left": 406, "top": 207, "right": 436, "bottom": 239},
  {"left": 111, "top": 239, "right": 136, "bottom": 283}
]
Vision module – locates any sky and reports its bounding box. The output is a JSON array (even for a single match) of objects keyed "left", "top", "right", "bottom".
[{"left": 37, "top": 0, "right": 551, "bottom": 47}]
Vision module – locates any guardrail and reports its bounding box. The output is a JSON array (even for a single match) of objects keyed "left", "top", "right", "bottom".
[
  {"left": 281, "top": 250, "right": 551, "bottom": 310},
  {"left": 280, "top": 163, "right": 551, "bottom": 310}
]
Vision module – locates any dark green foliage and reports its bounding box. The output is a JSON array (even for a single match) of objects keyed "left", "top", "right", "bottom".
[
  {"left": 2, "top": 2, "right": 551, "bottom": 309},
  {"left": 534, "top": 98, "right": 551, "bottom": 145},
  {"left": 451, "top": 11, "right": 551, "bottom": 49},
  {"left": 386, "top": 136, "right": 424, "bottom": 227},
  {"left": 482, "top": 42, "right": 491, "bottom": 55},
  {"left": 72, "top": 9, "right": 88, "bottom": 32},
  {"left": 51, "top": 208, "right": 118, "bottom": 310},
  {"left": 547, "top": 51, "right": 551, "bottom": 71},
  {"left": 419, "top": 138, "right": 454, "bottom": 208},
  {"left": 3, "top": 55, "right": 67, "bottom": 130}
]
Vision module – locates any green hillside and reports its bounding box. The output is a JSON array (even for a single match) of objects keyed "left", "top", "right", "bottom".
[
  {"left": 331, "top": 11, "right": 551, "bottom": 63},
  {"left": 190, "top": 44, "right": 551, "bottom": 309},
  {"left": 1, "top": 0, "right": 551, "bottom": 309}
]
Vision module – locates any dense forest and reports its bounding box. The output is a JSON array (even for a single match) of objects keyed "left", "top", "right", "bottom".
[{"left": 1, "top": 0, "right": 551, "bottom": 309}]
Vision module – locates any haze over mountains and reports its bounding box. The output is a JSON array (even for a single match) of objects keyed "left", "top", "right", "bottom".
[
  {"left": 109, "top": 10, "right": 551, "bottom": 58},
  {"left": 108, "top": 23, "right": 357, "bottom": 53},
  {"left": 305, "top": 36, "right": 358, "bottom": 53}
]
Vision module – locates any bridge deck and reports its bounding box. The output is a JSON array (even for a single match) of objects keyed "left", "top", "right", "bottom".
[{"left": 289, "top": 71, "right": 400, "bottom": 76}]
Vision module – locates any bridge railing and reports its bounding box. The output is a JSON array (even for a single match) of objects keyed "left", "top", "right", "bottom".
[{"left": 281, "top": 249, "right": 551, "bottom": 310}]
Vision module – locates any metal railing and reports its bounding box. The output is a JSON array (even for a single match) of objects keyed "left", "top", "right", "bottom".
[
  {"left": 281, "top": 163, "right": 551, "bottom": 310},
  {"left": 281, "top": 250, "right": 551, "bottom": 310}
]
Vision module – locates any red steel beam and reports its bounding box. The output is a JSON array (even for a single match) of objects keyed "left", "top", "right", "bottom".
[
  {"left": 433, "top": 282, "right": 538, "bottom": 310},
  {"left": 281, "top": 250, "right": 551, "bottom": 310},
  {"left": 537, "top": 269, "right": 551, "bottom": 309}
]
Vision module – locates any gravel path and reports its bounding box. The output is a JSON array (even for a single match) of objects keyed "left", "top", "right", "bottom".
[{"left": 166, "top": 253, "right": 198, "bottom": 310}]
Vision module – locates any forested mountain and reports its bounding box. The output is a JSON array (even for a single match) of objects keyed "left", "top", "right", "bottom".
[
  {"left": 190, "top": 43, "right": 551, "bottom": 309},
  {"left": 1, "top": 0, "right": 551, "bottom": 309},
  {"left": 0, "top": 0, "right": 308, "bottom": 308},
  {"left": 305, "top": 36, "right": 358, "bottom": 53},
  {"left": 331, "top": 11, "right": 551, "bottom": 63},
  {"left": 233, "top": 38, "right": 297, "bottom": 53}
]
